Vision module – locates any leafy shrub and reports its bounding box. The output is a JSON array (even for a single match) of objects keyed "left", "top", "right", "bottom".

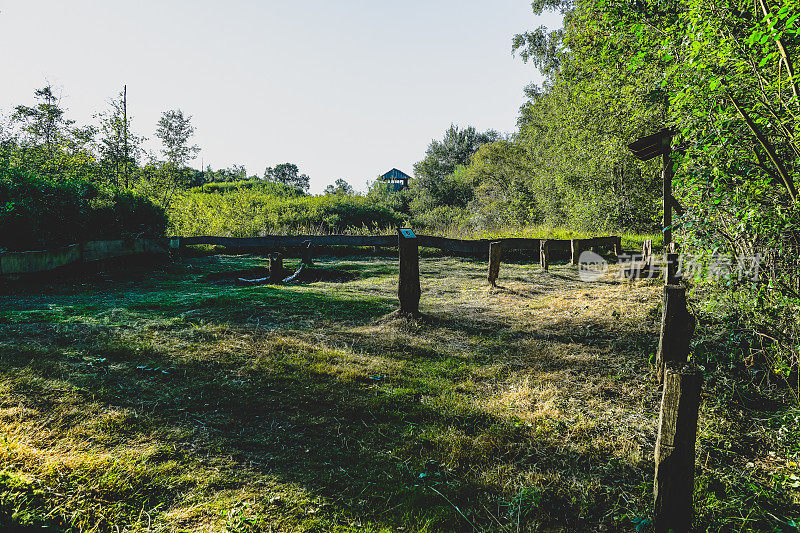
[
  {"left": 168, "top": 187, "right": 404, "bottom": 236},
  {"left": 189, "top": 179, "right": 304, "bottom": 196},
  {"left": 0, "top": 161, "right": 167, "bottom": 251}
]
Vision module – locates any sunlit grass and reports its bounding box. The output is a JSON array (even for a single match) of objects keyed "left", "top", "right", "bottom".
[{"left": 0, "top": 254, "right": 795, "bottom": 531}]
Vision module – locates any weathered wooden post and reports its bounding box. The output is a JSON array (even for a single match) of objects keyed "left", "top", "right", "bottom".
[
  {"left": 540, "top": 239, "right": 550, "bottom": 271},
  {"left": 665, "top": 253, "right": 680, "bottom": 285},
  {"left": 398, "top": 228, "right": 420, "bottom": 316},
  {"left": 642, "top": 239, "right": 653, "bottom": 273},
  {"left": 571, "top": 239, "right": 584, "bottom": 266},
  {"left": 268, "top": 253, "right": 284, "bottom": 282},
  {"left": 301, "top": 240, "right": 314, "bottom": 267},
  {"left": 613, "top": 236, "right": 622, "bottom": 257},
  {"left": 487, "top": 241, "right": 502, "bottom": 287},
  {"left": 656, "top": 285, "right": 692, "bottom": 382},
  {"left": 654, "top": 364, "right": 702, "bottom": 533}
]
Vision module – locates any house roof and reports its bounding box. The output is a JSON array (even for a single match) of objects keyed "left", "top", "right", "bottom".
[{"left": 379, "top": 168, "right": 412, "bottom": 181}]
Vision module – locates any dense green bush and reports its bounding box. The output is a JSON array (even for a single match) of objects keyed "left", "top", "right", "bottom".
[
  {"left": 168, "top": 187, "right": 404, "bottom": 236},
  {"left": 189, "top": 179, "right": 304, "bottom": 196},
  {"left": 0, "top": 162, "right": 167, "bottom": 251}
]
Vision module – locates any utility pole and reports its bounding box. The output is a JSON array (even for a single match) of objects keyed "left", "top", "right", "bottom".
[{"left": 123, "top": 85, "right": 129, "bottom": 188}]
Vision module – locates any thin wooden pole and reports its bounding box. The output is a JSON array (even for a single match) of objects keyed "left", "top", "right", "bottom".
[
  {"left": 663, "top": 150, "right": 674, "bottom": 248},
  {"left": 398, "top": 229, "right": 420, "bottom": 315},
  {"left": 123, "top": 85, "right": 129, "bottom": 188},
  {"left": 540, "top": 239, "right": 550, "bottom": 271},
  {"left": 487, "top": 241, "right": 501, "bottom": 286},
  {"left": 654, "top": 364, "right": 702, "bottom": 533}
]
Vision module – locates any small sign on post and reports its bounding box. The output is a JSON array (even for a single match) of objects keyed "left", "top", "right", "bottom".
[
  {"left": 398, "top": 228, "right": 420, "bottom": 316},
  {"left": 488, "top": 241, "right": 502, "bottom": 286}
]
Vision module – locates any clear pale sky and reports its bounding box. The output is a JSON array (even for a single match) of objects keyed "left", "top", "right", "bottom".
[{"left": 0, "top": 1, "right": 561, "bottom": 193}]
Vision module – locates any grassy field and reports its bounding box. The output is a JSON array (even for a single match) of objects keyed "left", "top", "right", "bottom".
[{"left": 0, "top": 253, "right": 797, "bottom": 532}]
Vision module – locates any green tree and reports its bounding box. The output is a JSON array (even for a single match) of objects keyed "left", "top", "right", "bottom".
[
  {"left": 264, "top": 163, "right": 310, "bottom": 192},
  {"left": 10, "top": 85, "right": 98, "bottom": 181},
  {"left": 154, "top": 109, "right": 199, "bottom": 206},
  {"left": 96, "top": 89, "right": 145, "bottom": 188},
  {"left": 324, "top": 178, "right": 354, "bottom": 196},
  {"left": 410, "top": 125, "right": 500, "bottom": 214}
]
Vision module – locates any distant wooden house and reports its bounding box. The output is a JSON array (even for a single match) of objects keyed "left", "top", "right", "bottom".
[{"left": 378, "top": 168, "right": 411, "bottom": 191}]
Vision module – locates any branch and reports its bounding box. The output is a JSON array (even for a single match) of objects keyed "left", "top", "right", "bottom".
[
  {"left": 728, "top": 91, "right": 798, "bottom": 201},
  {"left": 758, "top": 0, "right": 800, "bottom": 111}
]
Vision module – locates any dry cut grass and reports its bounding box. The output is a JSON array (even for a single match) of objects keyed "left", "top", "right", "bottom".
[{"left": 0, "top": 254, "right": 796, "bottom": 532}]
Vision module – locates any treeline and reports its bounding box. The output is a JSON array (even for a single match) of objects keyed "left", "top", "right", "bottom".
[
  {"left": 501, "top": 0, "right": 799, "bottom": 399},
  {"left": 0, "top": 85, "right": 365, "bottom": 249}
]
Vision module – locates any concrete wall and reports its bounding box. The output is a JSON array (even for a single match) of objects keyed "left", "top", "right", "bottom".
[{"left": 0, "top": 238, "right": 171, "bottom": 276}]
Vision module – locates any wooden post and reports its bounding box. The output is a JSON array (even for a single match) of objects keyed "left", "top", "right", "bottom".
[
  {"left": 613, "top": 236, "right": 622, "bottom": 257},
  {"left": 642, "top": 239, "right": 653, "bottom": 271},
  {"left": 487, "top": 241, "right": 501, "bottom": 286},
  {"left": 571, "top": 239, "right": 584, "bottom": 266},
  {"left": 665, "top": 253, "right": 680, "bottom": 285},
  {"left": 540, "top": 239, "right": 550, "bottom": 271},
  {"left": 301, "top": 240, "right": 313, "bottom": 267},
  {"left": 662, "top": 150, "right": 674, "bottom": 249},
  {"left": 656, "top": 285, "right": 692, "bottom": 382},
  {"left": 269, "top": 253, "right": 283, "bottom": 282},
  {"left": 654, "top": 364, "right": 702, "bottom": 533},
  {"left": 398, "top": 229, "right": 420, "bottom": 315}
]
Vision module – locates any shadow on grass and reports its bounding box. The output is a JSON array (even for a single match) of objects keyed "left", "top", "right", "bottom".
[
  {"left": 0, "top": 335, "right": 653, "bottom": 532},
  {"left": 2, "top": 255, "right": 793, "bottom": 532}
]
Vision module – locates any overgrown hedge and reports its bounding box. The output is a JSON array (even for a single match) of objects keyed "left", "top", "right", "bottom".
[
  {"left": 169, "top": 186, "right": 404, "bottom": 236},
  {"left": 0, "top": 162, "right": 167, "bottom": 251}
]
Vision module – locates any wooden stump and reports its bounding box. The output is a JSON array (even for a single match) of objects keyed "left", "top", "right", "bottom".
[
  {"left": 398, "top": 229, "right": 420, "bottom": 315},
  {"left": 654, "top": 364, "right": 702, "bottom": 533},
  {"left": 540, "top": 239, "right": 550, "bottom": 271},
  {"left": 656, "top": 285, "right": 693, "bottom": 382},
  {"left": 268, "top": 253, "right": 283, "bottom": 282},
  {"left": 488, "top": 241, "right": 502, "bottom": 286},
  {"left": 301, "top": 240, "right": 314, "bottom": 267},
  {"left": 571, "top": 239, "right": 584, "bottom": 266}
]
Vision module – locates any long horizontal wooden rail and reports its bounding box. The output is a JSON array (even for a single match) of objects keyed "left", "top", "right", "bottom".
[
  {"left": 0, "top": 234, "right": 621, "bottom": 276},
  {"left": 179, "top": 234, "right": 621, "bottom": 256}
]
